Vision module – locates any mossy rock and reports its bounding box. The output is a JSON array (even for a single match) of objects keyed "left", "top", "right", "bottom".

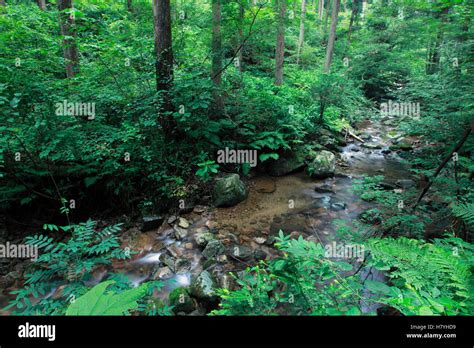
[
  {"left": 169, "top": 287, "right": 196, "bottom": 314},
  {"left": 213, "top": 174, "right": 248, "bottom": 207}
]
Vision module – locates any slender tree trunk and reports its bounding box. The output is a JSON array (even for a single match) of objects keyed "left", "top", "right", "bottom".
[
  {"left": 414, "top": 123, "right": 473, "bottom": 208},
  {"left": 427, "top": 5, "right": 450, "bottom": 75},
  {"left": 238, "top": 1, "right": 244, "bottom": 72},
  {"left": 323, "top": 0, "right": 330, "bottom": 37},
  {"left": 296, "top": 0, "right": 306, "bottom": 65},
  {"left": 274, "top": 0, "right": 286, "bottom": 86},
  {"left": 127, "top": 0, "right": 132, "bottom": 12},
  {"left": 152, "top": 0, "right": 175, "bottom": 136},
  {"left": 324, "top": 0, "right": 340, "bottom": 72},
  {"left": 211, "top": 0, "right": 224, "bottom": 115},
  {"left": 58, "top": 0, "right": 79, "bottom": 78},
  {"left": 37, "top": 0, "right": 46, "bottom": 10},
  {"left": 347, "top": 0, "right": 358, "bottom": 46},
  {"left": 361, "top": 0, "right": 366, "bottom": 19},
  {"left": 318, "top": 0, "right": 323, "bottom": 20}
]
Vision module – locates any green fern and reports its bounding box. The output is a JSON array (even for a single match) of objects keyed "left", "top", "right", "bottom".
[{"left": 451, "top": 202, "right": 474, "bottom": 227}]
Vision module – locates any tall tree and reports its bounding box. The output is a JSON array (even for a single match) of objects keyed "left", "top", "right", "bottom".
[
  {"left": 58, "top": 0, "right": 79, "bottom": 78},
  {"left": 237, "top": 1, "right": 244, "bottom": 72},
  {"left": 274, "top": 0, "right": 286, "bottom": 85},
  {"left": 211, "top": 0, "right": 224, "bottom": 114},
  {"left": 152, "top": 0, "right": 175, "bottom": 136},
  {"left": 318, "top": 0, "right": 323, "bottom": 20},
  {"left": 347, "top": 0, "right": 359, "bottom": 46},
  {"left": 127, "top": 0, "right": 133, "bottom": 12},
  {"left": 296, "top": 0, "right": 306, "bottom": 65},
  {"left": 324, "top": 0, "right": 340, "bottom": 72},
  {"left": 426, "top": 4, "right": 450, "bottom": 75},
  {"left": 323, "top": 0, "right": 330, "bottom": 37},
  {"left": 37, "top": 0, "right": 46, "bottom": 10}
]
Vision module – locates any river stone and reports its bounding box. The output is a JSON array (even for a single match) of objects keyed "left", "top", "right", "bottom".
[
  {"left": 307, "top": 150, "right": 336, "bottom": 179},
  {"left": 194, "top": 231, "right": 215, "bottom": 247},
  {"left": 140, "top": 216, "right": 164, "bottom": 232},
  {"left": 153, "top": 266, "right": 173, "bottom": 280},
  {"left": 230, "top": 245, "right": 253, "bottom": 260},
  {"left": 213, "top": 174, "right": 248, "bottom": 207},
  {"left": 331, "top": 202, "right": 346, "bottom": 211},
  {"left": 362, "top": 142, "right": 382, "bottom": 150},
  {"left": 178, "top": 217, "right": 190, "bottom": 229},
  {"left": 396, "top": 179, "right": 415, "bottom": 189},
  {"left": 190, "top": 270, "right": 218, "bottom": 300},
  {"left": 266, "top": 150, "right": 306, "bottom": 176},
  {"left": 173, "top": 225, "right": 188, "bottom": 240},
  {"left": 159, "top": 254, "right": 176, "bottom": 272},
  {"left": 202, "top": 240, "right": 225, "bottom": 259},
  {"left": 169, "top": 287, "right": 196, "bottom": 314}
]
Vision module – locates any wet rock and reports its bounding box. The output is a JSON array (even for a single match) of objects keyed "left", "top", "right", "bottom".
[
  {"left": 381, "top": 149, "right": 391, "bottom": 155},
  {"left": 216, "top": 254, "right": 228, "bottom": 262},
  {"left": 190, "top": 270, "right": 218, "bottom": 301},
  {"left": 140, "top": 216, "right": 164, "bottom": 232},
  {"left": 167, "top": 215, "right": 177, "bottom": 225},
  {"left": 173, "top": 225, "right": 188, "bottom": 240},
  {"left": 194, "top": 231, "right": 215, "bottom": 247},
  {"left": 362, "top": 142, "right": 382, "bottom": 150},
  {"left": 178, "top": 217, "right": 190, "bottom": 229},
  {"left": 230, "top": 245, "right": 253, "bottom": 260},
  {"left": 205, "top": 220, "right": 218, "bottom": 230},
  {"left": 254, "top": 237, "right": 267, "bottom": 245},
  {"left": 184, "top": 243, "right": 194, "bottom": 250},
  {"left": 213, "top": 174, "right": 248, "bottom": 207},
  {"left": 169, "top": 287, "right": 196, "bottom": 314},
  {"left": 307, "top": 150, "right": 336, "bottom": 179},
  {"left": 314, "top": 184, "right": 335, "bottom": 194},
  {"left": 202, "top": 240, "right": 225, "bottom": 259},
  {"left": 153, "top": 266, "right": 173, "bottom": 280},
  {"left": 266, "top": 149, "right": 306, "bottom": 176},
  {"left": 396, "top": 179, "right": 415, "bottom": 189},
  {"left": 159, "top": 254, "right": 176, "bottom": 272},
  {"left": 254, "top": 249, "right": 267, "bottom": 260},
  {"left": 193, "top": 205, "right": 207, "bottom": 214},
  {"left": 166, "top": 244, "right": 183, "bottom": 258},
  {"left": 175, "top": 258, "right": 191, "bottom": 273},
  {"left": 379, "top": 182, "right": 397, "bottom": 190},
  {"left": 330, "top": 202, "right": 346, "bottom": 211}
]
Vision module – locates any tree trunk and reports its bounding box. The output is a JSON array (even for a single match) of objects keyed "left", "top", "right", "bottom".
[
  {"left": 152, "top": 0, "right": 175, "bottom": 136},
  {"left": 323, "top": 0, "right": 330, "bottom": 37},
  {"left": 238, "top": 1, "right": 244, "bottom": 72},
  {"left": 427, "top": 5, "right": 450, "bottom": 75},
  {"left": 211, "top": 0, "right": 224, "bottom": 115},
  {"left": 296, "top": 0, "right": 306, "bottom": 65},
  {"left": 58, "top": 0, "right": 79, "bottom": 78},
  {"left": 347, "top": 0, "right": 358, "bottom": 46},
  {"left": 274, "top": 0, "right": 286, "bottom": 86},
  {"left": 318, "top": 0, "right": 323, "bottom": 20},
  {"left": 324, "top": 0, "right": 340, "bottom": 72},
  {"left": 127, "top": 0, "right": 132, "bottom": 12},
  {"left": 37, "top": 0, "right": 46, "bottom": 10}
]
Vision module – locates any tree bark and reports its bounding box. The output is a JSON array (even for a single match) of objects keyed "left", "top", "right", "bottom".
[
  {"left": 323, "top": 0, "right": 330, "bottom": 37},
  {"left": 318, "top": 0, "right": 323, "bottom": 20},
  {"left": 211, "top": 0, "right": 225, "bottom": 115},
  {"left": 58, "top": 0, "right": 79, "bottom": 78},
  {"left": 324, "top": 0, "right": 340, "bottom": 72},
  {"left": 274, "top": 0, "right": 286, "bottom": 86},
  {"left": 37, "top": 0, "right": 46, "bottom": 10},
  {"left": 296, "top": 0, "right": 306, "bottom": 65},
  {"left": 127, "top": 0, "right": 132, "bottom": 12},
  {"left": 427, "top": 5, "right": 450, "bottom": 75},
  {"left": 347, "top": 0, "right": 358, "bottom": 46},
  {"left": 152, "top": 0, "right": 175, "bottom": 136}
]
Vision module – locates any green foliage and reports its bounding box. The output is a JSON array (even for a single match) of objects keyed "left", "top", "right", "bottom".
[
  {"left": 5, "top": 220, "right": 131, "bottom": 315},
  {"left": 366, "top": 236, "right": 473, "bottom": 315},
  {"left": 66, "top": 280, "right": 149, "bottom": 316},
  {"left": 451, "top": 201, "right": 474, "bottom": 228},
  {"left": 211, "top": 231, "right": 364, "bottom": 316}
]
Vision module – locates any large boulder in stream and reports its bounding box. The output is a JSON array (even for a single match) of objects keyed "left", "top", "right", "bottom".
[
  {"left": 213, "top": 174, "right": 248, "bottom": 207},
  {"left": 266, "top": 150, "right": 306, "bottom": 176},
  {"left": 190, "top": 270, "right": 218, "bottom": 302},
  {"left": 306, "top": 150, "right": 336, "bottom": 179},
  {"left": 169, "top": 287, "right": 196, "bottom": 314}
]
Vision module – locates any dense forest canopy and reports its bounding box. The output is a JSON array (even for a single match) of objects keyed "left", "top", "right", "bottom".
[{"left": 0, "top": 0, "right": 472, "bottom": 317}]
